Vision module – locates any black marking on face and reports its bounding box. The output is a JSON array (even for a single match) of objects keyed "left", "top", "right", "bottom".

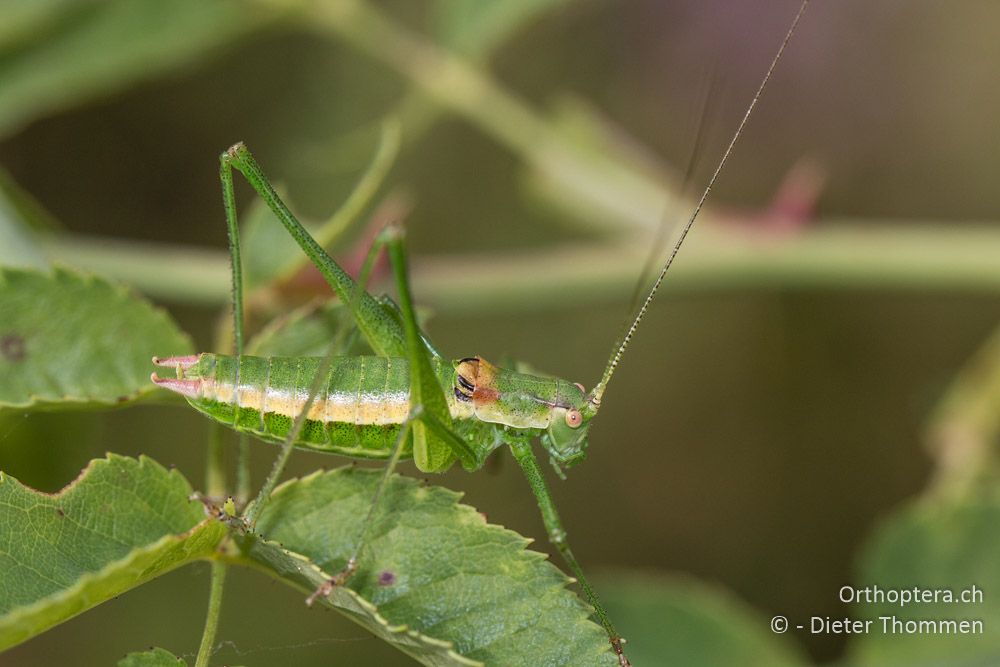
[
  {"left": 457, "top": 374, "right": 475, "bottom": 392},
  {"left": 454, "top": 387, "right": 471, "bottom": 402},
  {"left": 0, "top": 333, "right": 25, "bottom": 362}
]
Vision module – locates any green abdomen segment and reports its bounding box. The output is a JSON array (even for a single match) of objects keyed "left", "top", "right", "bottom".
[{"left": 187, "top": 354, "right": 467, "bottom": 459}]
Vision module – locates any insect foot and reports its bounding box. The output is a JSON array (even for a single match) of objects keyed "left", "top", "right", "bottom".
[
  {"left": 613, "top": 639, "right": 631, "bottom": 667},
  {"left": 305, "top": 556, "right": 358, "bottom": 606},
  {"left": 226, "top": 141, "right": 245, "bottom": 159}
]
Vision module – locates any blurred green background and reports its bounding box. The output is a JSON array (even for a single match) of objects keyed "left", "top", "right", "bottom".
[{"left": 2, "top": 0, "right": 1000, "bottom": 665}]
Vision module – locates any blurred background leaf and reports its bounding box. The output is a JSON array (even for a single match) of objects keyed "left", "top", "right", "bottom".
[
  {"left": 848, "top": 494, "right": 1000, "bottom": 667},
  {"left": 246, "top": 299, "right": 366, "bottom": 358},
  {"left": 0, "top": 167, "right": 49, "bottom": 268},
  {"left": 597, "top": 572, "right": 807, "bottom": 667},
  {"left": 0, "top": 0, "right": 274, "bottom": 138}
]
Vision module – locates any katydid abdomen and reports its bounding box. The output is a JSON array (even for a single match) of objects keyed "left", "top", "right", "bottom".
[{"left": 152, "top": 353, "right": 589, "bottom": 463}]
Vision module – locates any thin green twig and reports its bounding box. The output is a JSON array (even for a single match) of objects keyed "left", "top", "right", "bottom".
[
  {"left": 194, "top": 561, "right": 227, "bottom": 667},
  {"left": 46, "top": 222, "right": 1000, "bottom": 312}
]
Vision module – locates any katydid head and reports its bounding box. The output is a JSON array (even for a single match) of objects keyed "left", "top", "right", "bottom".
[
  {"left": 455, "top": 356, "right": 593, "bottom": 466},
  {"left": 541, "top": 383, "right": 592, "bottom": 467}
]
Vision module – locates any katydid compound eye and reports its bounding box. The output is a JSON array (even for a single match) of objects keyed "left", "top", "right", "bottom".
[{"left": 565, "top": 409, "right": 583, "bottom": 428}]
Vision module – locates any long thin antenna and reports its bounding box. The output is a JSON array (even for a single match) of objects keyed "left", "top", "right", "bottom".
[
  {"left": 588, "top": 0, "right": 809, "bottom": 408},
  {"left": 623, "top": 66, "right": 717, "bottom": 324}
]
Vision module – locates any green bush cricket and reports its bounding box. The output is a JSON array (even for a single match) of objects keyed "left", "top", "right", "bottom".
[{"left": 152, "top": 3, "right": 809, "bottom": 664}]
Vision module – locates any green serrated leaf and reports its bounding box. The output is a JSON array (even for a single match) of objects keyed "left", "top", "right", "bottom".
[
  {"left": 118, "top": 647, "right": 187, "bottom": 667},
  {"left": 848, "top": 495, "right": 1000, "bottom": 666},
  {"left": 240, "top": 467, "right": 617, "bottom": 667},
  {"left": 0, "top": 266, "right": 193, "bottom": 409},
  {"left": 0, "top": 455, "right": 227, "bottom": 650},
  {"left": 0, "top": 0, "right": 274, "bottom": 137},
  {"left": 597, "top": 573, "right": 807, "bottom": 667},
  {"left": 237, "top": 531, "right": 479, "bottom": 667}
]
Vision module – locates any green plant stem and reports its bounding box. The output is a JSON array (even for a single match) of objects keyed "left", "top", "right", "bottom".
[
  {"left": 194, "top": 561, "right": 227, "bottom": 667},
  {"left": 46, "top": 235, "right": 229, "bottom": 304},
  {"left": 46, "top": 222, "right": 1000, "bottom": 312}
]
